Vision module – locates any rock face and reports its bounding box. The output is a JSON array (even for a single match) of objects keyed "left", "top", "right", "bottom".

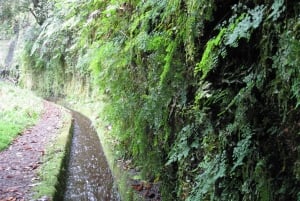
[
  {"left": 0, "top": 40, "right": 10, "bottom": 68},
  {"left": 4, "top": 36, "right": 18, "bottom": 69},
  {"left": 0, "top": 35, "right": 20, "bottom": 82}
]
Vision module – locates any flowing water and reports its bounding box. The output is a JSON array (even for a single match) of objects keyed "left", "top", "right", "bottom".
[{"left": 63, "top": 111, "right": 120, "bottom": 201}]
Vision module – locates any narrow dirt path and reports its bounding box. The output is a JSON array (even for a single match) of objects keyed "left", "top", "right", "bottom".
[{"left": 0, "top": 101, "right": 62, "bottom": 201}]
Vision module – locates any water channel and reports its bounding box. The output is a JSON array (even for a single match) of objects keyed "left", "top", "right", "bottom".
[{"left": 63, "top": 111, "right": 120, "bottom": 201}]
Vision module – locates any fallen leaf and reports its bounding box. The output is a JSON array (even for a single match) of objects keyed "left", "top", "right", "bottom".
[
  {"left": 16, "top": 152, "right": 22, "bottom": 157},
  {"left": 37, "top": 196, "right": 50, "bottom": 201},
  {"left": 30, "top": 164, "right": 39, "bottom": 170},
  {"left": 144, "top": 182, "right": 152, "bottom": 190},
  {"left": 5, "top": 186, "right": 22, "bottom": 193},
  {"left": 132, "top": 184, "right": 143, "bottom": 191},
  {"left": 31, "top": 177, "right": 39, "bottom": 181},
  {"left": 24, "top": 146, "right": 32, "bottom": 150},
  {"left": 39, "top": 150, "right": 45, "bottom": 156},
  {"left": 28, "top": 183, "right": 40, "bottom": 187},
  {"left": 4, "top": 197, "right": 16, "bottom": 201}
]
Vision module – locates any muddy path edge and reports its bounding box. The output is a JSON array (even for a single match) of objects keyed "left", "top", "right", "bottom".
[
  {"left": 0, "top": 100, "right": 73, "bottom": 200},
  {"left": 32, "top": 102, "right": 73, "bottom": 200}
]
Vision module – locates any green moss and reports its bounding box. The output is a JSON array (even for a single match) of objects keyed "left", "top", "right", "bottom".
[{"left": 194, "top": 28, "right": 226, "bottom": 78}]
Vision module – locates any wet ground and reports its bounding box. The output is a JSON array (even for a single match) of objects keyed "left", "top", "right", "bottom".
[{"left": 0, "top": 101, "right": 62, "bottom": 201}]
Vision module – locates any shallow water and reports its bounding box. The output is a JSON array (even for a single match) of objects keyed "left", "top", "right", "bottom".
[{"left": 63, "top": 111, "right": 120, "bottom": 201}]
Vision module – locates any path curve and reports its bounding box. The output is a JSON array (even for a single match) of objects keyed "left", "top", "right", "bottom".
[{"left": 0, "top": 101, "right": 62, "bottom": 201}]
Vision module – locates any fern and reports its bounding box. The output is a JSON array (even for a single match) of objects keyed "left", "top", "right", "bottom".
[
  {"left": 267, "top": 0, "right": 285, "bottom": 21},
  {"left": 225, "top": 5, "right": 265, "bottom": 47},
  {"left": 270, "top": 21, "right": 300, "bottom": 117},
  {"left": 254, "top": 160, "right": 271, "bottom": 201},
  {"left": 166, "top": 124, "right": 198, "bottom": 165},
  {"left": 194, "top": 5, "right": 265, "bottom": 79},
  {"left": 159, "top": 40, "right": 177, "bottom": 85},
  {"left": 187, "top": 152, "right": 227, "bottom": 201},
  {"left": 231, "top": 126, "right": 253, "bottom": 172},
  {"left": 194, "top": 28, "right": 226, "bottom": 78}
]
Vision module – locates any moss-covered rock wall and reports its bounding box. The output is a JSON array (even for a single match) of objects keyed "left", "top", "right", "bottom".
[{"left": 19, "top": 0, "right": 300, "bottom": 200}]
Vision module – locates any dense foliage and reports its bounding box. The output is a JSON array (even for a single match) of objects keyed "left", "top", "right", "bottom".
[
  {"left": 0, "top": 0, "right": 50, "bottom": 38},
  {"left": 19, "top": 0, "right": 300, "bottom": 200},
  {"left": 0, "top": 0, "right": 21, "bottom": 38}
]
